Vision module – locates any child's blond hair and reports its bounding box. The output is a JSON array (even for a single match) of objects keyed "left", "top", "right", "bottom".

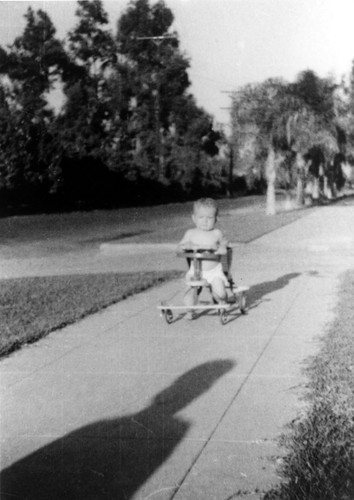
[{"left": 193, "top": 198, "right": 219, "bottom": 216}]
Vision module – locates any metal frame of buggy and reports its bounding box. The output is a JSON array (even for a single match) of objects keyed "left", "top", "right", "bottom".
[{"left": 158, "top": 247, "right": 249, "bottom": 325}]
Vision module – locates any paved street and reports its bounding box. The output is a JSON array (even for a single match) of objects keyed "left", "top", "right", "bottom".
[{"left": 1, "top": 203, "right": 353, "bottom": 499}]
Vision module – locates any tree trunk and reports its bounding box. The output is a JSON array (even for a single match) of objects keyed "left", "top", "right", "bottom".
[
  {"left": 284, "top": 191, "right": 292, "bottom": 211},
  {"left": 227, "top": 147, "right": 234, "bottom": 198},
  {"left": 295, "top": 152, "right": 306, "bottom": 206},
  {"left": 265, "top": 146, "right": 276, "bottom": 215}
]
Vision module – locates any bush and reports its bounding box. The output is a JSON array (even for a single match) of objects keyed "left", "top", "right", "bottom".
[{"left": 263, "top": 271, "right": 354, "bottom": 500}]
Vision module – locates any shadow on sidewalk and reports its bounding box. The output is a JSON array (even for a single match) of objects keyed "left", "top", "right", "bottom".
[
  {"left": 170, "top": 273, "right": 302, "bottom": 325},
  {"left": 247, "top": 272, "right": 301, "bottom": 310},
  {"left": 0, "top": 360, "right": 234, "bottom": 500}
]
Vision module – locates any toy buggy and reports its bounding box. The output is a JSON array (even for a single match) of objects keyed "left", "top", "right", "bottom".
[{"left": 158, "top": 247, "right": 248, "bottom": 325}]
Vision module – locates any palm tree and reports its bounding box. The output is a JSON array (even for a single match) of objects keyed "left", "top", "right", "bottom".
[
  {"left": 231, "top": 78, "right": 295, "bottom": 214},
  {"left": 231, "top": 71, "right": 339, "bottom": 213}
]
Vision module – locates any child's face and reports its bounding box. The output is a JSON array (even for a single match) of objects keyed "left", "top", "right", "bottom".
[{"left": 192, "top": 206, "right": 217, "bottom": 231}]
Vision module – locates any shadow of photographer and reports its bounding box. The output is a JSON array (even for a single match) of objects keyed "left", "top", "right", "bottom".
[{"left": 1, "top": 359, "right": 235, "bottom": 500}]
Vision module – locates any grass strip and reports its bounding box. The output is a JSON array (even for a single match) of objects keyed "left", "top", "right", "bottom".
[
  {"left": 0, "top": 270, "right": 181, "bottom": 358},
  {"left": 263, "top": 270, "right": 354, "bottom": 500}
]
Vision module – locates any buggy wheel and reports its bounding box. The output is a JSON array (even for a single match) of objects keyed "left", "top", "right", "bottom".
[
  {"left": 164, "top": 309, "right": 173, "bottom": 324},
  {"left": 219, "top": 309, "right": 228, "bottom": 325},
  {"left": 240, "top": 293, "right": 247, "bottom": 314}
]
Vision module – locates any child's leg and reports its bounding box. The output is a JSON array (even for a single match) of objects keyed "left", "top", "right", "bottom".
[
  {"left": 184, "top": 285, "right": 202, "bottom": 319},
  {"left": 184, "top": 286, "right": 195, "bottom": 307},
  {"left": 183, "top": 286, "right": 196, "bottom": 319},
  {"left": 210, "top": 277, "right": 227, "bottom": 304}
]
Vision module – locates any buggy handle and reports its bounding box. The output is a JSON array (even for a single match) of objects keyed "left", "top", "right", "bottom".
[{"left": 176, "top": 249, "right": 220, "bottom": 261}]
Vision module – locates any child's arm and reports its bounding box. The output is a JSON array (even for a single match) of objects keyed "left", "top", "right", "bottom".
[
  {"left": 215, "top": 229, "right": 228, "bottom": 255},
  {"left": 177, "top": 229, "right": 193, "bottom": 251}
]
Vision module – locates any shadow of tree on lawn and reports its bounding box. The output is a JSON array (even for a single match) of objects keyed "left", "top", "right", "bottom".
[{"left": 0, "top": 360, "right": 234, "bottom": 500}]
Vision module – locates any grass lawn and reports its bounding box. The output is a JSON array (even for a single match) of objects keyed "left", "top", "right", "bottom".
[
  {"left": 263, "top": 270, "right": 354, "bottom": 500},
  {"left": 0, "top": 195, "right": 314, "bottom": 358},
  {"left": 0, "top": 195, "right": 313, "bottom": 259},
  {"left": 0, "top": 270, "right": 181, "bottom": 358}
]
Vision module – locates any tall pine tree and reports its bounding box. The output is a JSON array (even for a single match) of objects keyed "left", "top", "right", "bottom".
[{"left": 0, "top": 7, "right": 67, "bottom": 204}]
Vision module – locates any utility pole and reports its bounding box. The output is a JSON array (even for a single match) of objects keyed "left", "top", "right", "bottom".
[
  {"left": 136, "top": 35, "right": 177, "bottom": 181},
  {"left": 220, "top": 91, "right": 236, "bottom": 197}
]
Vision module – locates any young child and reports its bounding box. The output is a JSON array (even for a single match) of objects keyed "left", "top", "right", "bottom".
[{"left": 178, "top": 198, "right": 229, "bottom": 318}]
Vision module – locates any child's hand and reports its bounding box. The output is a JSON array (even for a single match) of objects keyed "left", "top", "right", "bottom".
[
  {"left": 178, "top": 242, "right": 192, "bottom": 251},
  {"left": 215, "top": 246, "right": 227, "bottom": 255}
]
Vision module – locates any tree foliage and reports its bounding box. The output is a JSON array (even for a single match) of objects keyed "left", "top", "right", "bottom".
[
  {"left": 0, "top": 0, "right": 226, "bottom": 211},
  {"left": 231, "top": 70, "right": 343, "bottom": 196},
  {"left": 116, "top": 0, "right": 196, "bottom": 180},
  {"left": 0, "top": 0, "right": 351, "bottom": 212},
  {"left": 0, "top": 8, "right": 67, "bottom": 204}
]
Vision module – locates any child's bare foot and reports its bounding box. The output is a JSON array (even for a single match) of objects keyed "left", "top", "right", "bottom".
[{"left": 213, "top": 296, "right": 227, "bottom": 305}]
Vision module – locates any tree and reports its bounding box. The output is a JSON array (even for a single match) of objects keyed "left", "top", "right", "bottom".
[
  {"left": 51, "top": 0, "right": 131, "bottom": 207},
  {"left": 231, "top": 71, "right": 339, "bottom": 213},
  {"left": 0, "top": 83, "right": 22, "bottom": 197},
  {"left": 292, "top": 70, "right": 336, "bottom": 124},
  {"left": 231, "top": 78, "right": 294, "bottom": 213},
  {"left": 0, "top": 0, "right": 229, "bottom": 209},
  {"left": 201, "top": 126, "right": 221, "bottom": 157},
  {"left": 58, "top": 0, "right": 116, "bottom": 159},
  {"left": 340, "top": 61, "right": 354, "bottom": 159},
  {"left": 116, "top": 0, "right": 193, "bottom": 181},
  {"left": 0, "top": 7, "right": 67, "bottom": 204},
  {"left": 165, "top": 95, "right": 226, "bottom": 195},
  {"left": 288, "top": 71, "right": 338, "bottom": 204}
]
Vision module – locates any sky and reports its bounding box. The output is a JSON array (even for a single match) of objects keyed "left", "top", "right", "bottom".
[{"left": 1, "top": 0, "right": 354, "bottom": 133}]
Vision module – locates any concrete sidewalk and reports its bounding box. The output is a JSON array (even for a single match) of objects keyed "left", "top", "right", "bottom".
[{"left": 1, "top": 206, "right": 354, "bottom": 499}]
